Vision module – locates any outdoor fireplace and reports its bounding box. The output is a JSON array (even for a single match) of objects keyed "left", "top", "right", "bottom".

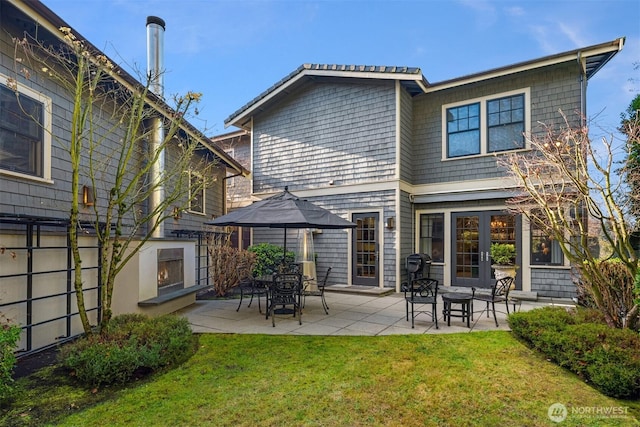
[{"left": 157, "top": 248, "right": 184, "bottom": 295}]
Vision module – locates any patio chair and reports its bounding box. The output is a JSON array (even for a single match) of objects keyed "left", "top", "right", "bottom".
[
  {"left": 303, "top": 267, "right": 331, "bottom": 314},
  {"left": 235, "top": 262, "right": 268, "bottom": 314},
  {"left": 268, "top": 272, "right": 303, "bottom": 327},
  {"left": 471, "top": 276, "right": 516, "bottom": 327},
  {"left": 402, "top": 277, "right": 439, "bottom": 329}
]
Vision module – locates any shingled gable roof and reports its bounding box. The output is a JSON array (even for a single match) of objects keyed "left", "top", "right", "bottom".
[
  {"left": 225, "top": 37, "right": 625, "bottom": 130},
  {"left": 225, "top": 63, "right": 429, "bottom": 130},
  {"left": 7, "top": 0, "right": 249, "bottom": 177}
]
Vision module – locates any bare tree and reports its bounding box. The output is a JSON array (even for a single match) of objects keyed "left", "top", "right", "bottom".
[
  {"left": 9, "top": 27, "right": 215, "bottom": 332},
  {"left": 500, "top": 111, "right": 638, "bottom": 329}
]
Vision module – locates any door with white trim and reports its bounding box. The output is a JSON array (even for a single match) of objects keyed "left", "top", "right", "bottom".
[
  {"left": 352, "top": 212, "right": 379, "bottom": 286},
  {"left": 451, "top": 211, "right": 518, "bottom": 288}
]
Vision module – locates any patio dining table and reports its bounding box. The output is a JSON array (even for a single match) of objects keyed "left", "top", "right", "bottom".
[{"left": 255, "top": 274, "right": 309, "bottom": 316}]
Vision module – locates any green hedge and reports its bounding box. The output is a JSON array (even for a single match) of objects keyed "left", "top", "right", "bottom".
[
  {"left": 59, "top": 314, "right": 197, "bottom": 387},
  {"left": 248, "top": 243, "right": 295, "bottom": 277},
  {"left": 509, "top": 306, "right": 640, "bottom": 399},
  {"left": 0, "top": 323, "right": 21, "bottom": 401}
]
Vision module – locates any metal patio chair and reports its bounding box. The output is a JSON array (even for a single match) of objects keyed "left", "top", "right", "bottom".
[
  {"left": 471, "top": 276, "right": 516, "bottom": 327},
  {"left": 268, "top": 272, "right": 303, "bottom": 327},
  {"left": 402, "top": 277, "right": 439, "bottom": 329},
  {"left": 303, "top": 267, "right": 331, "bottom": 314}
]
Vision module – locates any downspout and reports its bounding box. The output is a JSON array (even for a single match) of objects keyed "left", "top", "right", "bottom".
[
  {"left": 222, "top": 172, "right": 243, "bottom": 215},
  {"left": 577, "top": 51, "right": 586, "bottom": 126},
  {"left": 147, "top": 16, "right": 165, "bottom": 238}
]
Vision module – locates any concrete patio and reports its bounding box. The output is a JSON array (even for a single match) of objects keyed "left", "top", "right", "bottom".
[{"left": 177, "top": 288, "right": 574, "bottom": 336}]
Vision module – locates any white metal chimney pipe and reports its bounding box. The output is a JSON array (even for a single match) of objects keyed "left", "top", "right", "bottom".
[
  {"left": 146, "top": 16, "right": 165, "bottom": 97},
  {"left": 146, "top": 16, "right": 166, "bottom": 238}
]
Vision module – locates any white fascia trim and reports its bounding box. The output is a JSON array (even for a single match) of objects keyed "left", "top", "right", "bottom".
[
  {"left": 230, "top": 68, "right": 425, "bottom": 127},
  {"left": 424, "top": 43, "right": 622, "bottom": 94},
  {"left": 411, "top": 177, "right": 520, "bottom": 197},
  {"left": 252, "top": 179, "right": 400, "bottom": 200},
  {"left": 304, "top": 68, "right": 423, "bottom": 82}
]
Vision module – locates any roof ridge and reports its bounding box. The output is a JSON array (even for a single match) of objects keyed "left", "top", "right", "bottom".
[{"left": 302, "top": 63, "right": 421, "bottom": 74}]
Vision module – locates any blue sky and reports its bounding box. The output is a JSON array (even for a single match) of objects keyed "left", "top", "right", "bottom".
[{"left": 43, "top": 0, "right": 639, "bottom": 142}]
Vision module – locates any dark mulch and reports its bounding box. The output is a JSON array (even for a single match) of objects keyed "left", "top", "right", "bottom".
[
  {"left": 196, "top": 288, "right": 239, "bottom": 300},
  {"left": 13, "top": 347, "right": 60, "bottom": 379}
]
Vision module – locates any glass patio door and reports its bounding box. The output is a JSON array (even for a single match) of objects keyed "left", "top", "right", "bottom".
[
  {"left": 452, "top": 211, "right": 518, "bottom": 288},
  {"left": 352, "top": 212, "right": 379, "bottom": 286}
]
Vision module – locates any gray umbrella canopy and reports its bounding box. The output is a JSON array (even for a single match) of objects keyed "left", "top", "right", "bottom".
[{"left": 206, "top": 187, "right": 355, "bottom": 251}]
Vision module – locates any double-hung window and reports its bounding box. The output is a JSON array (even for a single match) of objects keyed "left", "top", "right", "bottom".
[
  {"left": 444, "top": 88, "right": 529, "bottom": 159},
  {"left": 0, "top": 76, "right": 52, "bottom": 181},
  {"left": 447, "top": 103, "right": 480, "bottom": 157},
  {"left": 188, "top": 171, "right": 205, "bottom": 214}
]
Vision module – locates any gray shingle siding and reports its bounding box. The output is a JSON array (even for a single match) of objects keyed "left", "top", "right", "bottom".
[
  {"left": 399, "top": 89, "right": 413, "bottom": 183},
  {"left": 1, "top": 25, "right": 225, "bottom": 235},
  {"left": 412, "top": 63, "right": 582, "bottom": 185},
  {"left": 252, "top": 80, "right": 397, "bottom": 192},
  {"left": 252, "top": 190, "right": 397, "bottom": 287},
  {"left": 531, "top": 268, "right": 575, "bottom": 299}
]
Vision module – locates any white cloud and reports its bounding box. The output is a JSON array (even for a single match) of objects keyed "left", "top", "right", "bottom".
[
  {"left": 458, "top": 0, "right": 498, "bottom": 29},
  {"left": 557, "top": 22, "right": 588, "bottom": 47},
  {"left": 504, "top": 6, "right": 525, "bottom": 17},
  {"left": 528, "top": 24, "right": 557, "bottom": 54}
]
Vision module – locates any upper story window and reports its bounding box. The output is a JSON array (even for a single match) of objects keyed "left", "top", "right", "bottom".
[
  {"left": 443, "top": 88, "right": 529, "bottom": 159},
  {"left": 0, "top": 77, "right": 52, "bottom": 181},
  {"left": 447, "top": 103, "right": 480, "bottom": 157},
  {"left": 188, "top": 171, "right": 205, "bottom": 214}
]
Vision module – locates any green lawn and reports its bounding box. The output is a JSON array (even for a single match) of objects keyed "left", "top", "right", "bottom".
[{"left": 3, "top": 332, "right": 639, "bottom": 426}]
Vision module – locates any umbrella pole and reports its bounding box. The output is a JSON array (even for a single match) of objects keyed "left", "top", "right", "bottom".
[{"left": 282, "top": 229, "right": 288, "bottom": 265}]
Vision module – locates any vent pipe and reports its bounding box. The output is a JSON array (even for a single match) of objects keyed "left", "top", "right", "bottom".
[{"left": 146, "top": 16, "right": 165, "bottom": 238}]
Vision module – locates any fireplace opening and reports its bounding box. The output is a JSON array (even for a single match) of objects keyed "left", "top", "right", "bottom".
[{"left": 157, "top": 248, "right": 184, "bottom": 295}]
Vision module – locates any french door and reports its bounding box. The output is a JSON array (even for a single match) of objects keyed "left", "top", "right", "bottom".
[
  {"left": 451, "top": 211, "right": 519, "bottom": 288},
  {"left": 352, "top": 212, "right": 379, "bottom": 286}
]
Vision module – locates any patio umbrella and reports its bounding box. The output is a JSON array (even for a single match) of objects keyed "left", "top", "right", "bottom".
[{"left": 206, "top": 187, "right": 356, "bottom": 252}]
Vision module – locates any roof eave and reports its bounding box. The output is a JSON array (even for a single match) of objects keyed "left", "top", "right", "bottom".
[
  {"left": 225, "top": 64, "right": 428, "bottom": 130},
  {"left": 425, "top": 37, "right": 625, "bottom": 93}
]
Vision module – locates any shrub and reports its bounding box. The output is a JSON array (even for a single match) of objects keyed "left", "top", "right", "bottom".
[
  {"left": 508, "top": 306, "right": 574, "bottom": 345},
  {"left": 0, "top": 323, "right": 21, "bottom": 401},
  {"left": 207, "top": 235, "right": 256, "bottom": 296},
  {"left": 587, "top": 355, "right": 640, "bottom": 399},
  {"left": 59, "top": 314, "right": 197, "bottom": 387},
  {"left": 490, "top": 243, "right": 516, "bottom": 265},
  {"left": 509, "top": 306, "right": 640, "bottom": 398},
  {"left": 248, "top": 243, "right": 295, "bottom": 277},
  {"left": 574, "top": 258, "right": 637, "bottom": 330}
]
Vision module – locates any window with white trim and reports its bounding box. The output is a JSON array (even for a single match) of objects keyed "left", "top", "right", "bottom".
[
  {"left": 443, "top": 88, "right": 529, "bottom": 159},
  {"left": 530, "top": 222, "right": 564, "bottom": 266},
  {"left": 0, "top": 76, "right": 52, "bottom": 180},
  {"left": 188, "top": 171, "right": 205, "bottom": 214},
  {"left": 419, "top": 213, "right": 444, "bottom": 263}
]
